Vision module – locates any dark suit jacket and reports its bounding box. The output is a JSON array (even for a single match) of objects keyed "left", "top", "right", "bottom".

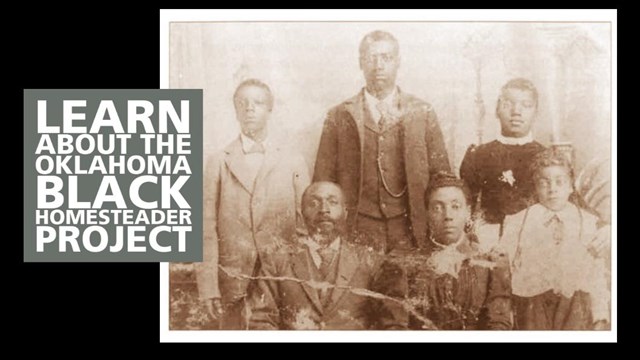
[
  {"left": 313, "top": 88, "right": 450, "bottom": 246},
  {"left": 247, "top": 241, "right": 407, "bottom": 330}
]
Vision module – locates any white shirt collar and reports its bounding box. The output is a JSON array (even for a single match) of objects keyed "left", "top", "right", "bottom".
[
  {"left": 364, "top": 87, "right": 398, "bottom": 123},
  {"left": 497, "top": 132, "right": 534, "bottom": 146},
  {"left": 240, "top": 132, "right": 269, "bottom": 154}
]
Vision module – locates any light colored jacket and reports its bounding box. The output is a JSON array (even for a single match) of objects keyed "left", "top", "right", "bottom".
[{"left": 195, "top": 136, "right": 310, "bottom": 303}]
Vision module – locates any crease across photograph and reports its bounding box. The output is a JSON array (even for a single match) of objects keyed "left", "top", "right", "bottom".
[{"left": 168, "top": 21, "right": 612, "bottom": 331}]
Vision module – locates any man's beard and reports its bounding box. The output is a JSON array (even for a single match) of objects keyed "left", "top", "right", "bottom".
[
  {"left": 312, "top": 228, "right": 338, "bottom": 245},
  {"left": 311, "top": 220, "right": 343, "bottom": 247}
]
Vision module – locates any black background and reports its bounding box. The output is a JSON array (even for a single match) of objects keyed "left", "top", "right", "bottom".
[
  {"left": 15, "top": 6, "right": 625, "bottom": 345},
  {"left": 18, "top": 6, "right": 159, "bottom": 345}
]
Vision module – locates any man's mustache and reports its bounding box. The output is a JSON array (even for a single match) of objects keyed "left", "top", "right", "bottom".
[{"left": 315, "top": 216, "right": 334, "bottom": 223}]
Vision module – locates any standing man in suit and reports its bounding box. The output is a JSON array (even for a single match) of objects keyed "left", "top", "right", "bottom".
[
  {"left": 195, "top": 79, "right": 310, "bottom": 329},
  {"left": 460, "top": 78, "right": 546, "bottom": 225},
  {"left": 248, "top": 182, "right": 408, "bottom": 330},
  {"left": 313, "top": 30, "right": 451, "bottom": 254}
]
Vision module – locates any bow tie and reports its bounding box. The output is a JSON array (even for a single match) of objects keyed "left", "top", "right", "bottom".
[{"left": 245, "top": 142, "right": 265, "bottom": 154}]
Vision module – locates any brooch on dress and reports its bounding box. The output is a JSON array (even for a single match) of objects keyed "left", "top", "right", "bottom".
[{"left": 499, "top": 170, "right": 516, "bottom": 186}]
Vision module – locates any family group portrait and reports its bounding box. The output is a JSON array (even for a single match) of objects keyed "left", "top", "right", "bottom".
[{"left": 167, "top": 20, "right": 612, "bottom": 332}]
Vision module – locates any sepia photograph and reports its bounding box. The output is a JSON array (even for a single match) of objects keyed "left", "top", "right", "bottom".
[{"left": 164, "top": 11, "right": 613, "bottom": 337}]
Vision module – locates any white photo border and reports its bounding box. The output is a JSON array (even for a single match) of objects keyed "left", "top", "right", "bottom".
[{"left": 159, "top": 8, "right": 617, "bottom": 343}]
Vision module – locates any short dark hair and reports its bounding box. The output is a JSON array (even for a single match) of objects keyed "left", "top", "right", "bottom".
[
  {"left": 424, "top": 171, "right": 473, "bottom": 208},
  {"left": 498, "top": 77, "right": 539, "bottom": 107},
  {"left": 359, "top": 30, "right": 399, "bottom": 58},
  {"left": 530, "top": 149, "right": 574, "bottom": 181},
  {"left": 233, "top": 78, "right": 274, "bottom": 111}
]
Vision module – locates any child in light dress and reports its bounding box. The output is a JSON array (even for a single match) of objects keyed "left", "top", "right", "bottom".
[{"left": 496, "top": 150, "right": 609, "bottom": 330}]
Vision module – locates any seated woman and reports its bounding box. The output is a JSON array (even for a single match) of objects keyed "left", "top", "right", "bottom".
[
  {"left": 497, "top": 149, "right": 609, "bottom": 330},
  {"left": 379, "top": 172, "right": 512, "bottom": 330}
]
